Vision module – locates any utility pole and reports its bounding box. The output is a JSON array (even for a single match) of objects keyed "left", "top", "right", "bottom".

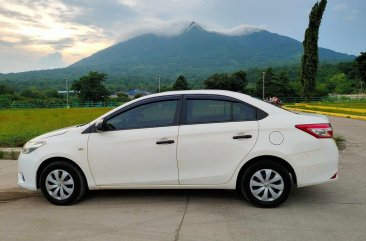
[
  {"left": 157, "top": 75, "right": 161, "bottom": 93},
  {"left": 262, "top": 72, "right": 265, "bottom": 100},
  {"left": 361, "top": 81, "right": 364, "bottom": 92},
  {"left": 64, "top": 78, "right": 69, "bottom": 108}
]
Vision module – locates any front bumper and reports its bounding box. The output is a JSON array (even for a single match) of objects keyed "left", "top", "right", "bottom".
[{"left": 17, "top": 152, "right": 39, "bottom": 191}]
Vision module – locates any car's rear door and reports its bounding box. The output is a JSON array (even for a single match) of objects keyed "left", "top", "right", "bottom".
[{"left": 177, "top": 95, "right": 259, "bottom": 185}]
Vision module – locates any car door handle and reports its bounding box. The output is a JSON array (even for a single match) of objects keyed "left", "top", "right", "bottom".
[
  {"left": 156, "top": 140, "right": 175, "bottom": 145},
  {"left": 233, "top": 135, "right": 252, "bottom": 139}
]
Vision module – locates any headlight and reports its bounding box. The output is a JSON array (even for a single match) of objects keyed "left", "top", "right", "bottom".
[{"left": 22, "top": 141, "right": 46, "bottom": 154}]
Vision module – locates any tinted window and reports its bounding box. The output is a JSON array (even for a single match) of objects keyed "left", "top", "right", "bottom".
[
  {"left": 106, "top": 100, "right": 178, "bottom": 130},
  {"left": 233, "top": 102, "right": 257, "bottom": 121},
  {"left": 185, "top": 99, "right": 256, "bottom": 124}
]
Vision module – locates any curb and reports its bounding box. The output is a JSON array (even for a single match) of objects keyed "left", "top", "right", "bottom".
[{"left": 0, "top": 148, "right": 22, "bottom": 152}]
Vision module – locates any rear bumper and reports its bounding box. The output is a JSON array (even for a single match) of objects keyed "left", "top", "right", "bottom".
[
  {"left": 289, "top": 140, "right": 339, "bottom": 187},
  {"left": 17, "top": 152, "right": 39, "bottom": 191}
]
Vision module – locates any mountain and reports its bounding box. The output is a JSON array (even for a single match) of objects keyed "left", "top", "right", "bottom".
[
  {"left": 69, "top": 21, "right": 353, "bottom": 75},
  {"left": 0, "top": 21, "right": 355, "bottom": 87}
]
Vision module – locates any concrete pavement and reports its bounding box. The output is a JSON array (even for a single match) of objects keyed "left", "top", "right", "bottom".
[{"left": 0, "top": 116, "right": 365, "bottom": 241}]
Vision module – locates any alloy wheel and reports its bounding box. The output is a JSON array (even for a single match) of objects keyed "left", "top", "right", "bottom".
[
  {"left": 249, "top": 169, "right": 284, "bottom": 202},
  {"left": 45, "top": 169, "right": 75, "bottom": 200}
]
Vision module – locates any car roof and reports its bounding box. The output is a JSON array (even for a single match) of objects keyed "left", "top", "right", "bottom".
[
  {"left": 135, "top": 89, "right": 257, "bottom": 104},
  {"left": 94, "top": 89, "right": 285, "bottom": 123}
]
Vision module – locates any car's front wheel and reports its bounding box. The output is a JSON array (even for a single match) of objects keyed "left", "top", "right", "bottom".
[
  {"left": 39, "top": 161, "right": 86, "bottom": 205},
  {"left": 240, "top": 160, "right": 291, "bottom": 208}
]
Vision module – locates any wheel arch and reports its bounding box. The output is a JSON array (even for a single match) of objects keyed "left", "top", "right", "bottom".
[
  {"left": 236, "top": 155, "right": 297, "bottom": 190},
  {"left": 36, "top": 157, "right": 88, "bottom": 189}
]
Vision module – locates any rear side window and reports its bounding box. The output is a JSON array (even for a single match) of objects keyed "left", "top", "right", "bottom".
[
  {"left": 185, "top": 99, "right": 256, "bottom": 124},
  {"left": 233, "top": 102, "right": 257, "bottom": 121}
]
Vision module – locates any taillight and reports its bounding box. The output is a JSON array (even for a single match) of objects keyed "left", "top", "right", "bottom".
[{"left": 295, "top": 123, "right": 333, "bottom": 139}]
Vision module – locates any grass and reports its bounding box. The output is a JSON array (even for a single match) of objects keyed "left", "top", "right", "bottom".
[
  {"left": 0, "top": 150, "right": 20, "bottom": 160},
  {"left": 0, "top": 101, "right": 359, "bottom": 148},
  {"left": 334, "top": 135, "right": 346, "bottom": 151},
  {"left": 307, "top": 101, "right": 366, "bottom": 109},
  {"left": 0, "top": 108, "right": 112, "bottom": 147},
  {"left": 285, "top": 100, "right": 366, "bottom": 120},
  {"left": 287, "top": 105, "right": 366, "bottom": 116}
]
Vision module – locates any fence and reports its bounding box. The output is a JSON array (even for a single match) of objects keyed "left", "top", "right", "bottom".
[
  {"left": 3, "top": 101, "right": 122, "bottom": 109},
  {"left": 279, "top": 97, "right": 324, "bottom": 103},
  {"left": 1, "top": 95, "right": 365, "bottom": 109},
  {"left": 280, "top": 96, "right": 366, "bottom": 103}
]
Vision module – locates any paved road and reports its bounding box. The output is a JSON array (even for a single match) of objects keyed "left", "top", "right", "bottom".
[{"left": 0, "top": 116, "right": 365, "bottom": 241}]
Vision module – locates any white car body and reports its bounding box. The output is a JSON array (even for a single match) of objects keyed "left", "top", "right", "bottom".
[{"left": 18, "top": 90, "right": 339, "bottom": 206}]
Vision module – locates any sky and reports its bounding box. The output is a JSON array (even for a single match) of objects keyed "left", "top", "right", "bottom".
[{"left": 0, "top": 0, "right": 365, "bottom": 73}]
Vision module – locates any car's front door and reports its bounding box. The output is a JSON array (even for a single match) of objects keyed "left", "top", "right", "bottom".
[
  {"left": 88, "top": 96, "right": 181, "bottom": 186},
  {"left": 177, "top": 96, "right": 259, "bottom": 185}
]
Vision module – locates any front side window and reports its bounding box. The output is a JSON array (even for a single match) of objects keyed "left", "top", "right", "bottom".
[
  {"left": 105, "top": 100, "right": 178, "bottom": 130},
  {"left": 185, "top": 99, "right": 256, "bottom": 124}
]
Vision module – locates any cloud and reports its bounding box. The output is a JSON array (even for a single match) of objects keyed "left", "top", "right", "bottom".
[
  {"left": 0, "top": 0, "right": 113, "bottom": 71},
  {"left": 0, "top": 0, "right": 363, "bottom": 72},
  {"left": 333, "top": 3, "right": 347, "bottom": 11},
  {"left": 214, "top": 24, "right": 265, "bottom": 36},
  {"left": 0, "top": 0, "right": 266, "bottom": 73},
  {"left": 347, "top": 9, "right": 359, "bottom": 21},
  {"left": 38, "top": 52, "right": 65, "bottom": 70}
]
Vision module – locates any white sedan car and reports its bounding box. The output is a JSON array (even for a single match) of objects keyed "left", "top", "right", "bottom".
[{"left": 18, "top": 90, "right": 338, "bottom": 207}]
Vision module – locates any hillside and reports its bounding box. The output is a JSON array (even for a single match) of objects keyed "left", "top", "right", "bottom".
[
  {"left": 0, "top": 21, "right": 354, "bottom": 88},
  {"left": 71, "top": 21, "right": 353, "bottom": 76}
]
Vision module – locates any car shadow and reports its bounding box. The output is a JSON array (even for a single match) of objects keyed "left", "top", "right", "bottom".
[
  {"left": 80, "top": 185, "right": 339, "bottom": 206},
  {"left": 84, "top": 189, "right": 239, "bottom": 202}
]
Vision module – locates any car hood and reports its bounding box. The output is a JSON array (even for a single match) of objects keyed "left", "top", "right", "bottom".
[{"left": 30, "top": 125, "right": 80, "bottom": 142}]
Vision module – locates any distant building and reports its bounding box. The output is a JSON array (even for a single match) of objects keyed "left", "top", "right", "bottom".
[
  {"left": 57, "top": 90, "right": 75, "bottom": 94},
  {"left": 126, "top": 89, "right": 150, "bottom": 98}
]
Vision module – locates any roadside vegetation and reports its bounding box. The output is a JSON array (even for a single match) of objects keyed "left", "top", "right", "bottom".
[
  {"left": 334, "top": 135, "right": 346, "bottom": 151},
  {"left": 0, "top": 150, "right": 19, "bottom": 160},
  {"left": 0, "top": 0, "right": 364, "bottom": 148},
  {"left": 0, "top": 108, "right": 111, "bottom": 147},
  {"left": 285, "top": 99, "right": 366, "bottom": 120},
  {"left": 1, "top": 52, "right": 365, "bottom": 109}
]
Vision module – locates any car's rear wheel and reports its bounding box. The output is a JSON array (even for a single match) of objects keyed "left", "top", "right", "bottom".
[
  {"left": 39, "top": 161, "right": 86, "bottom": 205},
  {"left": 240, "top": 160, "right": 291, "bottom": 208}
]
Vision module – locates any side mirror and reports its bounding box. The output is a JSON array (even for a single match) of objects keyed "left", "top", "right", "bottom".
[{"left": 95, "top": 119, "right": 105, "bottom": 132}]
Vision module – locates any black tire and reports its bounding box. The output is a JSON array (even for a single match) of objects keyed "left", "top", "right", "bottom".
[
  {"left": 240, "top": 160, "right": 291, "bottom": 208},
  {"left": 39, "top": 161, "right": 86, "bottom": 205}
]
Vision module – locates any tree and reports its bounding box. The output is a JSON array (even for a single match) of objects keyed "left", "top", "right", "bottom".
[
  {"left": 355, "top": 52, "right": 366, "bottom": 87},
  {"left": 231, "top": 70, "right": 247, "bottom": 92},
  {"left": 0, "top": 84, "right": 14, "bottom": 95},
  {"left": 134, "top": 93, "right": 143, "bottom": 99},
  {"left": 204, "top": 70, "right": 247, "bottom": 92},
  {"left": 300, "top": 0, "right": 327, "bottom": 100},
  {"left": 45, "top": 89, "right": 61, "bottom": 99},
  {"left": 21, "top": 87, "right": 44, "bottom": 99},
  {"left": 256, "top": 69, "right": 294, "bottom": 98},
  {"left": 173, "top": 75, "right": 190, "bottom": 90},
  {"left": 276, "top": 72, "right": 292, "bottom": 97},
  {"left": 116, "top": 92, "right": 130, "bottom": 102},
  {"left": 71, "top": 71, "right": 110, "bottom": 102},
  {"left": 204, "top": 73, "right": 231, "bottom": 90}
]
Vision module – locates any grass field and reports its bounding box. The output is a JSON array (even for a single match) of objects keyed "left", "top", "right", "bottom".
[
  {"left": 1, "top": 100, "right": 364, "bottom": 147},
  {"left": 0, "top": 108, "right": 112, "bottom": 147},
  {"left": 285, "top": 100, "right": 366, "bottom": 120}
]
